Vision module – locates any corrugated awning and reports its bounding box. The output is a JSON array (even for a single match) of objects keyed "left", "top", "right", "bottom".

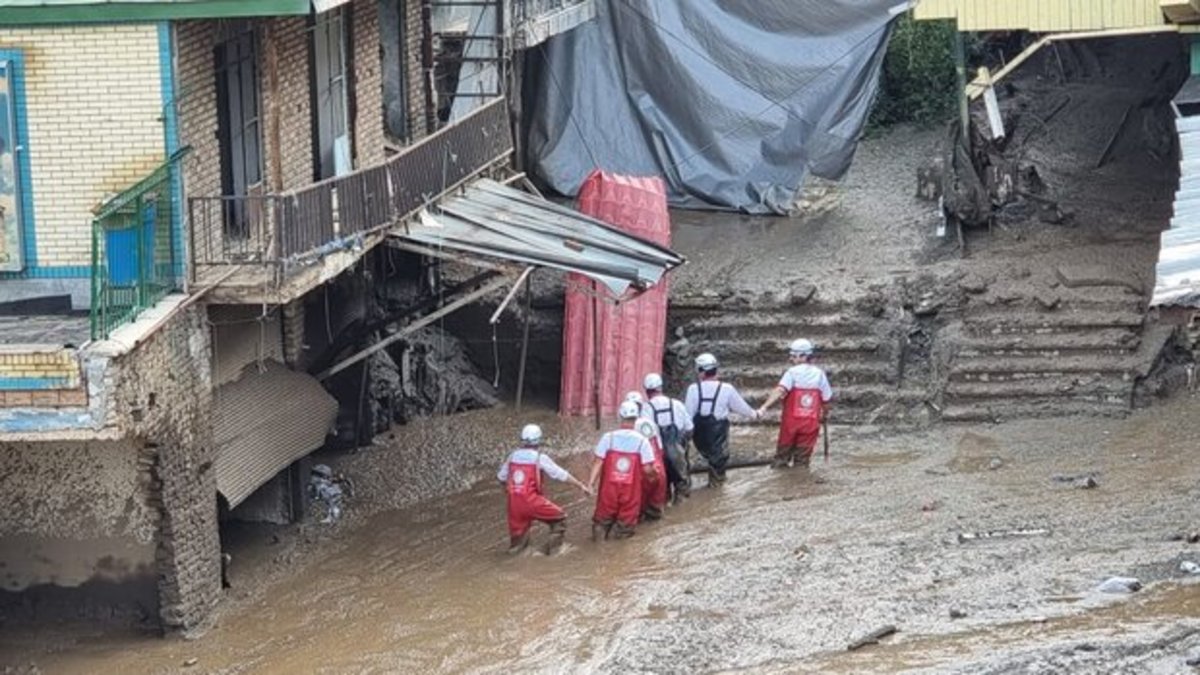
[
  {"left": 214, "top": 361, "right": 338, "bottom": 509},
  {"left": 0, "top": 0, "right": 314, "bottom": 24},
  {"left": 392, "top": 179, "right": 685, "bottom": 297}
]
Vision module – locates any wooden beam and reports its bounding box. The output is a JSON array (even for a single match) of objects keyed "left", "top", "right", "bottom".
[{"left": 316, "top": 273, "right": 514, "bottom": 381}]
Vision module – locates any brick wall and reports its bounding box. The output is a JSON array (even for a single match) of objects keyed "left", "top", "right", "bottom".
[
  {"left": 0, "top": 25, "right": 166, "bottom": 271},
  {"left": 0, "top": 346, "right": 86, "bottom": 408},
  {"left": 267, "top": 17, "right": 315, "bottom": 191},
  {"left": 353, "top": 0, "right": 386, "bottom": 166},
  {"left": 109, "top": 303, "right": 218, "bottom": 632},
  {"left": 405, "top": 0, "right": 430, "bottom": 141},
  {"left": 0, "top": 304, "right": 217, "bottom": 630}
]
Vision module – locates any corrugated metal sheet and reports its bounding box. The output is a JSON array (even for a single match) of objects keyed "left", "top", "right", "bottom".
[
  {"left": 913, "top": 0, "right": 1169, "bottom": 31},
  {"left": 1153, "top": 91, "right": 1200, "bottom": 307},
  {"left": 394, "top": 179, "right": 685, "bottom": 297},
  {"left": 214, "top": 361, "right": 337, "bottom": 509}
]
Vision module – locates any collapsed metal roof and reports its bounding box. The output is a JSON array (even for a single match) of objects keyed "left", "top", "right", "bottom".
[
  {"left": 392, "top": 179, "right": 685, "bottom": 297},
  {"left": 214, "top": 361, "right": 338, "bottom": 509},
  {"left": 1154, "top": 111, "right": 1200, "bottom": 307}
]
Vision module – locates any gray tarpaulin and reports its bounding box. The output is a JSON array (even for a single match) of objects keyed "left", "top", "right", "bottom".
[{"left": 526, "top": 0, "right": 905, "bottom": 214}]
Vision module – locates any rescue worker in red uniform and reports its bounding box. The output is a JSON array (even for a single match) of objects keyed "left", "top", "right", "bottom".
[
  {"left": 644, "top": 372, "right": 694, "bottom": 504},
  {"left": 625, "top": 391, "right": 667, "bottom": 521},
  {"left": 757, "top": 339, "right": 834, "bottom": 469},
  {"left": 497, "top": 424, "right": 591, "bottom": 554},
  {"left": 589, "top": 401, "right": 658, "bottom": 540}
]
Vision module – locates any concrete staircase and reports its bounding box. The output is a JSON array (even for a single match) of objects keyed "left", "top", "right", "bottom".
[
  {"left": 667, "top": 302, "right": 927, "bottom": 425},
  {"left": 940, "top": 285, "right": 1147, "bottom": 422}
]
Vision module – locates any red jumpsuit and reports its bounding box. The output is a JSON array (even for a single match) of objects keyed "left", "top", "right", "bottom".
[
  {"left": 639, "top": 424, "right": 668, "bottom": 517},
  {"left": 777, "top": 387, "right": 824, "bottom": 460},
  {"left": 506, "top": 460, "right": 565, "bottom": 538},
  {"left": 594, "top": 445, "right": 646, "bottom": 529}
]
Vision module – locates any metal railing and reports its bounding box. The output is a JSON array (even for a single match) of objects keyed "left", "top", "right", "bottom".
[
  {"left": 89, "top": 150, "right": 189, "bottom": 340},
  {"left": 187, "top": 96, "right": 514, "bottom": 284}
]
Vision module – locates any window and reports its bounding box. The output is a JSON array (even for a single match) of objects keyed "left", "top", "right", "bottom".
[
  {"left": 0, "top": 55, "right": 26, "bottom": 272},
  {"left": 313, "top": 9, "right": 351, "bottom": 180},
  {"left": 214, "top": 23, "right": 263, "bottom": 240}
]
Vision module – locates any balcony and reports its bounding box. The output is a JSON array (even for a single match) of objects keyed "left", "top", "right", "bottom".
[{"left": 187, "top": 97, "right": 513, "bottom": 305}]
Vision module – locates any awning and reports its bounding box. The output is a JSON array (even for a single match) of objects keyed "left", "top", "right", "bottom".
[
  {"left": 391, "top": 179, "right": 685, "bottom": 297},
  {"left": 214, "top": 361, "right": 338, "bottom": 509},
  {"left": 0, "top": 0, "right": 315, "bottom": 24}
]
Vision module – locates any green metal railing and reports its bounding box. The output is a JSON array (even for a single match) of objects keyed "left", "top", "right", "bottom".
[{"left": 89, "top": 150, "right": 189, "bottom": 340}]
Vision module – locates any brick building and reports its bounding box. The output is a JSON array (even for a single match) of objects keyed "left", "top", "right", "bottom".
[{"left": 0, "top": 0, "right": 596, "bottom": 633}]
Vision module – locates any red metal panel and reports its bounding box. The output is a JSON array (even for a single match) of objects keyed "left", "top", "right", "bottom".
[{"left": 560, "top": 170, "right": 671, "bottom": 418}]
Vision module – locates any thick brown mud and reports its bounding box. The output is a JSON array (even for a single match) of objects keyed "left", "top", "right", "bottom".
[{"left": 6, "top": 394, "right": 1200, "bottom": 673}]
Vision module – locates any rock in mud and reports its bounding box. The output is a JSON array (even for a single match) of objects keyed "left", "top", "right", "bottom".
[
  {"left": 959, "top": 273, "right": 990, "bottom": 294},
  {"left": 988, "top": 457, "right": 1004, "bottom": 471},
  {"left": 949, "top": 608, "right": 967, "bottom": 619},
  {"left": 1034, "top": 288, "right": 1062, "bottom": 310},
  {"left": 1096, "top": 577, "right": 1142, "bottom": 594},
  {"left": 1180, "top": 561, "right": 1200, "bottom": 575}
]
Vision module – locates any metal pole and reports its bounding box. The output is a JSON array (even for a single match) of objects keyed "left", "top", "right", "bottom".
[
  {"left": 592, "top": 281, "right": 602, "bottom": 431},
  {"left": 514, "top": 270, "right": 533, "bottom": 411},
  {"left": 953, "top": 28, "right": 970, "bottom": 138}
]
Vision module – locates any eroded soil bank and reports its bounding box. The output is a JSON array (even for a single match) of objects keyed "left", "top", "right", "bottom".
[{"left": 5, "top": 393, "right": 1200, "bottom": 673}]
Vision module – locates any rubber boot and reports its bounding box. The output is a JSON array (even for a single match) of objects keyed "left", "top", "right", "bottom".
[
  {"left": 544, "top": 520, "right": 566, "bottom": 555},
  {"left": 592, "top": 521, "right": 612, "bottom": 542},
  {"left": 612, "top": 522, "right": 636, "bottom": 539},
  {"left": 508, "top": 532, "right": 530, "bottom": 555},
  {"left": 641, "top": 505, "right": 663, "bottom": 522}
]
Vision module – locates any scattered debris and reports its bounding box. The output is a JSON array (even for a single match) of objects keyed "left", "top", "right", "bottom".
[
  {"left": 922, "top": 500, "right": 941, "bottom": 512},
  {"left": 1075, "top": 643, "right": 1100, "bottom": 652},
  {"left": 1096, "top": 577, "right": 1142, "bottom": 594},
  {"left": 183, "top": 658, "right": 198, "bottom": 667},
  {"left": 988, "top": 457, "right": 1004, "bottom": 471},
  {"left": 1077, "top": 477, "right": 1099, "bottom": 489},
  {"left": 1180, "top": 561, "right": 1200, "bottom": 575},
  {"left": 1051, "top": 472, "right": 1101, "bottom": 484},
  {"left": 1187, "top": 654, "right": 1200, "bottom": 667},
  {"left": 957, "top": 528, "right": 1050, "bottom": 544},
  {"left": 793, "top": 545, "right": 810, "bottom": 561},
  {"left": 846, "top": 624, "right": 898, "bottom": 651},
  {"left": 949, "top": 608, "right": 967, "bottom": 620}
]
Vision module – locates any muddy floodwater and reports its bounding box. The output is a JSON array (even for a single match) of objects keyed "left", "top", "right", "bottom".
[{"left": 6, "top": 397, "right": 1200, "bottom": 673}]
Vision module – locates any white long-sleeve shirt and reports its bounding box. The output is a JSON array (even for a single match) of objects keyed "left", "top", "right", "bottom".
[
  {"left": 497, "top": 448, "right": 571, "bottom": 483},
  {"left": 646, "top": 395, "right": 693, "bottom": 433},
  {"left": 685, "top": 380, "right": 756, "bottom": 421},
  {"left": 777, "top": 364, "right": 834, "bottom": 402}
]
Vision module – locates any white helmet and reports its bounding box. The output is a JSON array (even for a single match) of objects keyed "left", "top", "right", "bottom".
[
  {"left": 789, "top": 338, "right": 814, "bottom": 357},
  {"left": 625, "top": 391, "right": 644, "bottom": 405},
  {"left": 520, "top": 424, "right": 543, "bottom": 445},
  {"left": 618, "top": 400, "right": 641, "bottom": 420},
  {"left": 643, "top": 373, "right": 664, "bottom": 391},
  {"left": 695, "top": 353, "right": 719, "bottom": 372}
]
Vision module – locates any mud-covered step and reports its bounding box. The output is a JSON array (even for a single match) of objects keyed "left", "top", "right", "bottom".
[
  {"left": 949, "top": 354, "right": 1135, "bottom": 379},
  {"left": 673, "top": 312, "right": 879, "bottom": 342},
  {"left": 727, "top": 361, "right": 897, "bottom": 389},
  {"left": 689, "top": 337, "right": 883, "bottom": 362},
  {"left": 955, "top": 328, "right": 1140, "bottom": 356},
  {"left": 941, "top": 398, "right": 1132, "bottom": 423},
  {"left": 944, "top": 375, "right": 1133, "bottom": 402},
  {"left": 961, "top": 308, "right": 1145, "bottom": 333}
]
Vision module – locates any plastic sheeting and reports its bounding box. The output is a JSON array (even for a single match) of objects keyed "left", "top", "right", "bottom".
[
  {"left": 560, "top": 171, "right": 671, "bottom": 417},
  {"left": 526, "top": 0, "right": 904, "bottom": 214}
]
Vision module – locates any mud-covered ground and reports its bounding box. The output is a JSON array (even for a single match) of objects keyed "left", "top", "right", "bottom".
[{"left": 5, "top": 392, "right": 1200, "bottom": 674}]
